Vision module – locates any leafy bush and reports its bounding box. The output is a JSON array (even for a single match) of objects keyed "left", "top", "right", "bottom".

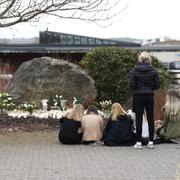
[
  {"left": 81, "top": 47, "right": 171, "bottom": 105},
  {"left": 81, "top": 47, "right": 138, "bottom": 104}
]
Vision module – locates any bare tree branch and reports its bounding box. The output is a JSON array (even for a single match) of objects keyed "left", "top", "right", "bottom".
[{"left": 0, "top": 0, "right": 129, "bottom": 27}]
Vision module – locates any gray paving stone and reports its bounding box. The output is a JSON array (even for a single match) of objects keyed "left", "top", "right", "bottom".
[{"left": 0, "top": 131, "right": 179, "bottom": 180}]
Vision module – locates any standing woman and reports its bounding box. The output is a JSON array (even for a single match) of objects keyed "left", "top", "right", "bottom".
[
  {"left": 129, "top": 51, "right": 160, "bottom": 149},
  {"left": 58, "top": 104, "right": 84, "bottom": 144},
  {"left": 159, "top": 89, "right": 180, "bottom": 140}
]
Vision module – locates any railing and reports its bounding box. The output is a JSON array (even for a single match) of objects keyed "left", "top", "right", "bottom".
[
  {"left": 170, "top": 70, "right": 180, "bottom": 84},
  {"left": 165, "top": 61, "right": 180, "bottom": 86}
]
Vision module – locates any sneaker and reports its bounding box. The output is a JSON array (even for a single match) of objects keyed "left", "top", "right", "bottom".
[
  {"left": 93, "top": 140, "right": 104, "bottom": 146},
  {"left": 133, "top": 142, "right": 142, "bottom": 149},
  {"left": 147, "top": 141, "right": 154, "bottom": 149}
]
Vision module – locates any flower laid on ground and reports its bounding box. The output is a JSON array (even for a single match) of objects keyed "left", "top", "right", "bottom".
[
  {"left": 0, "top": 93, "right": 15, "bottom": 111},
  {"left": 7, "top": 108, "right": 73, "bottom": 119},
  {"left": 99, "top": 100, "right": 112, "bottom": 117},
  {"left": 73, "top": 97, "right": 82, "bottom": 106},
  {"left": 41, "top": 99, "right": 49, "bottom": 111},
  {"left": 73, "top": 97, "right": 78, "bottom": 105},
  {"left": 18, "top": 103, "right": 37, "bottom": 114},
  {"left": 50, "top": 94, "right": 63, "bottom": 110},
  {"left": 99, "top": 100, "right": 112, "bottom": 110}
]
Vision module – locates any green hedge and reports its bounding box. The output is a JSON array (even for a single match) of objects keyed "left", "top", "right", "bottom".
[{"left": 81, "top": 47, "right": 171, "bottom": 105}]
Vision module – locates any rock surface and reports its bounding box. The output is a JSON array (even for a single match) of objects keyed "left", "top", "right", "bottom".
[{"left": 8, "top": 57, "right": 97, "bottom": 106}]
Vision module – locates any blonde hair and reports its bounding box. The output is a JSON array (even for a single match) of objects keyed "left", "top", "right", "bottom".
[
  {"left": 138, "top": 51, "right": 151, "bottom": 63},
  {"left": 66, "top": 104, "right": 84, "bottom": 121},
  {"left": 111, "top": 103, "right": 126, "bottom": 121},
  {"left": 164, "top": 89, "right": 180, "bottom": 122}
]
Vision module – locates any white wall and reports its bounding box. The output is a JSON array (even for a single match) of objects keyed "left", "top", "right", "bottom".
[{"left": 149, "top": 51, "right": 180, "bottom": 62}]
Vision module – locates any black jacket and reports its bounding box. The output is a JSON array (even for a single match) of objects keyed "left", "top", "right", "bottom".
[
  {"left": 59, "top": 117, "right": 82, "bottom": 141},
  {"left": 129, "top": 62, "right": 160, "bottom": 95},
  {"left": 103, "top": 115, "right": 135, "bottom": 146}
]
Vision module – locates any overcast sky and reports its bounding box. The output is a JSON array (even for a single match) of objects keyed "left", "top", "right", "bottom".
[{"left": 1, "top": 0, "right": 180, "bottom": 40}]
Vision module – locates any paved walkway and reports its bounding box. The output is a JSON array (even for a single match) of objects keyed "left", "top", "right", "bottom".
[{"left": 0, "top": 131, "right": 179, "bottom": 180}]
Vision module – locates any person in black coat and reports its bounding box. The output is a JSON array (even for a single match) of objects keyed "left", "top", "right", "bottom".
[
  {"left": 129, "top": 51, "right": 160, "bottom": 149},
  {"left": 103, "top": 103, "right": 136, "bottom": 146},
  {"left": 58, "top": 104, "right": 84, "bottom": 144}
]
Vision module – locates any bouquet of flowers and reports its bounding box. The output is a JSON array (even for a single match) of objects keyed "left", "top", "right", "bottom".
[
  {"left": 72, "top": 97, "right": 82, "bottom": 106},
  {"left": 19, "top": 103, "right": 36, "bottom": 114},
  {"left": 51, "top": 94, "right": 63, "bottom": 110},
  {"left": 0, "top": 93, "right": 15, "bottom": 111},
  {"left": 99, "top": 100, "right": 112, "bottom": 117},
  {"left": 99, "top": 100, "right": 112, "bottom": 110}
]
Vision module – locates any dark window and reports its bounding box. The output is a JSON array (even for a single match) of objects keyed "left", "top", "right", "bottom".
[
  {"left": 74, "top": 36, "right": 81, "bottom": 44},
  {"left": 67, "top": 35, "right": 74, "bottom": 44}
]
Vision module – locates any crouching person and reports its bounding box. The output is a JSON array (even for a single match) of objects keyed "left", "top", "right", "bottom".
[
  {"left": 157, "top": 89, "right": 180, "bottom": 143},
  {"left": 103, "top": 103, "right": 136, "bottom": 146},
  {"left": 81, "top": 105, "right": 104, "bottom": 145},
  {"left": 58, "top": 104, "right": 84, "bottom": 144}
]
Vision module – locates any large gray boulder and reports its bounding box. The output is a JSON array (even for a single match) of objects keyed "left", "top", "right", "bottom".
[{"left": 8, "top": 57, "right": 97, "bottom": 106}]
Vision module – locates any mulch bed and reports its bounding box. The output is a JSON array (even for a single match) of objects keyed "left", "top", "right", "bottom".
[
  {"left": 0, "top": 88, "right": 168, "bottom": 133},
  {"left": 0, "top": 114, "right": 59, "bottom": 133}
]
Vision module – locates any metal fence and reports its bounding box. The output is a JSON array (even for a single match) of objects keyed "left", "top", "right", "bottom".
[{"left": 170, "top": 70, "right": 180, "bottom": 86}]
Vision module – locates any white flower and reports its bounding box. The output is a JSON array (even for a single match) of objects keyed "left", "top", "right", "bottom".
[{"left": 99, "top": 100, "right": 112, "bottom": 110}]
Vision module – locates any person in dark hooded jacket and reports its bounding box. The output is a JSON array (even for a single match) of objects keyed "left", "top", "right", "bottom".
[
  {"left": 129, "top": 51, "right": 160, "bottom": 149},
  {"left": 58, "top": 104, "right": 84, "bottom": 144},
  {"left": 103, "top": 103, "right": 136, "bottom": 146}
]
